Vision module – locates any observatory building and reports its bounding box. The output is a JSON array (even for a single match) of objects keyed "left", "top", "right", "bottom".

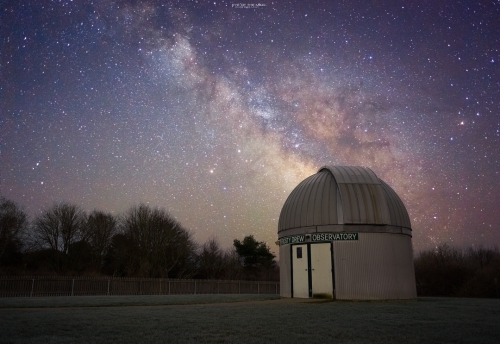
[{"left": 278, "top": 166, "right": 416, "bottom": 300}]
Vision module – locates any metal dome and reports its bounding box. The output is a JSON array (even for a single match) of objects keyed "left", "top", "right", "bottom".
[{"left": 278, "top": 166, "right": 411, "bottom": 235}]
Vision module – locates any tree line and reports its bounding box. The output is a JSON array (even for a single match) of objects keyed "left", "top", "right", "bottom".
[
  {"left": 2, "top": 197, "right": 499, "bottom": 297},
  {"left": 415, "top": 243, "right": 500, "bottom": 298},
  {"left": 0, "top": 197, "right": 278, "bottom": 281}
]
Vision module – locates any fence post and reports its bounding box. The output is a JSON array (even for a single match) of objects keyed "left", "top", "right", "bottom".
[
  {"left": 217, "top": 281, "right": 220, "bottom": 294},
  {"left": 31, "top": 279, "right": 35, "bottom": 297},
  {"left": 238, "top": 281, "right": 240, "bottom": 294},
  {"left": 275, "top": 283, "right": 278, "bottom": 295},
  {"left": 194, "top": 280, "right": 197, "bottom": 295},
  {"left": 107, "top": 279, "right": 110, "bottom": 296},
  {"left": 258, "top": 282, "right": 260, "bottom": 294},
  {"left": 139, "top": 279, "right": 142, "bottom": 295},
  {"left": 168, "top": 280, "right": 171, "bottom": 295},
  {"left": 71, "top": 279, "right": 75, "bottom": 296}
]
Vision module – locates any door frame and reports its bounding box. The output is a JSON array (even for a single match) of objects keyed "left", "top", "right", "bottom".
[
  {"left": 290, "top": 243, "right": 311, "bottom": 298},
  {"left": 291, "top": 242, "right": 335, "bottom": 298}
]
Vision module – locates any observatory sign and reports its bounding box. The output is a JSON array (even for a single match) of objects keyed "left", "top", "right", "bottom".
[
  {"left": 311, "top": 232, "right": 358, "bottom": 242},
  {"left": 279, "top": 233, "right": 358, "bottom": 245}
]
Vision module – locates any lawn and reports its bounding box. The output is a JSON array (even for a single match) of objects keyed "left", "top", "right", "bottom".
[{"left": 0, "top": 295, "right": 499, "bottom": 343}]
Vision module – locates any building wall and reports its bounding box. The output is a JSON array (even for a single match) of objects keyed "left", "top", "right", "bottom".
[
  {"left": 279, "top": 244, "right": 292, "bottom": 297},
  {"left": 279, "top": 232, "right": 416, "bottom": 299},
  {"left": 333, "top": 233, "right": 416, "bottom": 300}
]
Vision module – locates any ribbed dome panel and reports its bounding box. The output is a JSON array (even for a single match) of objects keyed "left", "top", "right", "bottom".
[
  {"left": 278, "top": 166, "right": 411, "bottom": 233},
  {"left": 380, "top": 179, "right": 412, "bottom": 229},
  {"left": 278, "top": 170, "right": 338, "bottom": 231}
]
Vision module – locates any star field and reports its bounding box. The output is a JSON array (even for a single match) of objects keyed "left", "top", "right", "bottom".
[{"left": 1, "top": 0, "right": 499, "bottom": 254}]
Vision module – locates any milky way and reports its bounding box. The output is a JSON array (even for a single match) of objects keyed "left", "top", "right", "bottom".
[{"left": 2, "top": 0, "right": 499, "bottom": 254}]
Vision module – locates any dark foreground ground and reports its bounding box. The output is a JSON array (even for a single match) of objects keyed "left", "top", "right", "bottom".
[{"left": 0, "top": 295, "right": 499, "bottom": 343}]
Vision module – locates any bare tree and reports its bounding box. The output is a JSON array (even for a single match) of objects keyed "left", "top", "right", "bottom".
[
  {"left": 0, "top": 197, "right": 28, "bottom": 266},
  {"left": 467, "top": 245, "right": 495, "bottom": 269},
  {"left": 415, "top": 244, "right": 500, "bottom": 297},
  {"left": 122, "top": 204, "right": 196, "bottom": 278},
  {"left": 198, "top": 237, "right": 225, "bottom": 279},
  {"left": 84, "top": 210, "right": 117, "bottom": 271},
  {"left": 220, "top": 248, "right": 244, "bottom": 280},
  {"left": 33, "top": 202, "right": 86, "bottom": 255},
  {"left": 105, "top": 233, "right": 135, "bottom": 276}
]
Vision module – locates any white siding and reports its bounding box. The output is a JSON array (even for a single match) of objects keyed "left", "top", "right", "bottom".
[
  {"left": 334, "top": 233, "right": 416, "bottom": 300},
  {"left": 279, "top": 244, "right": 292, "bottom": 297}
]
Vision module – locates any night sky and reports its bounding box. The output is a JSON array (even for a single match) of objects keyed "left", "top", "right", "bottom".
[{"left": 2, "top": 0, "right": 499, "bottom": 254}]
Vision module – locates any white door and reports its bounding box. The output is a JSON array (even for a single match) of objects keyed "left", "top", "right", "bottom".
[
  {"left": 311, "top": 243, "right": 333, "bottom": 297},
  {"left": 292, "top": 244, "right": 309, "bottom": 298}
]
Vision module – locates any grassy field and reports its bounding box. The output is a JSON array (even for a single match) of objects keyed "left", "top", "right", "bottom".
[{"left": 0, "top": 295, "right": 499, "bottom": 343}]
